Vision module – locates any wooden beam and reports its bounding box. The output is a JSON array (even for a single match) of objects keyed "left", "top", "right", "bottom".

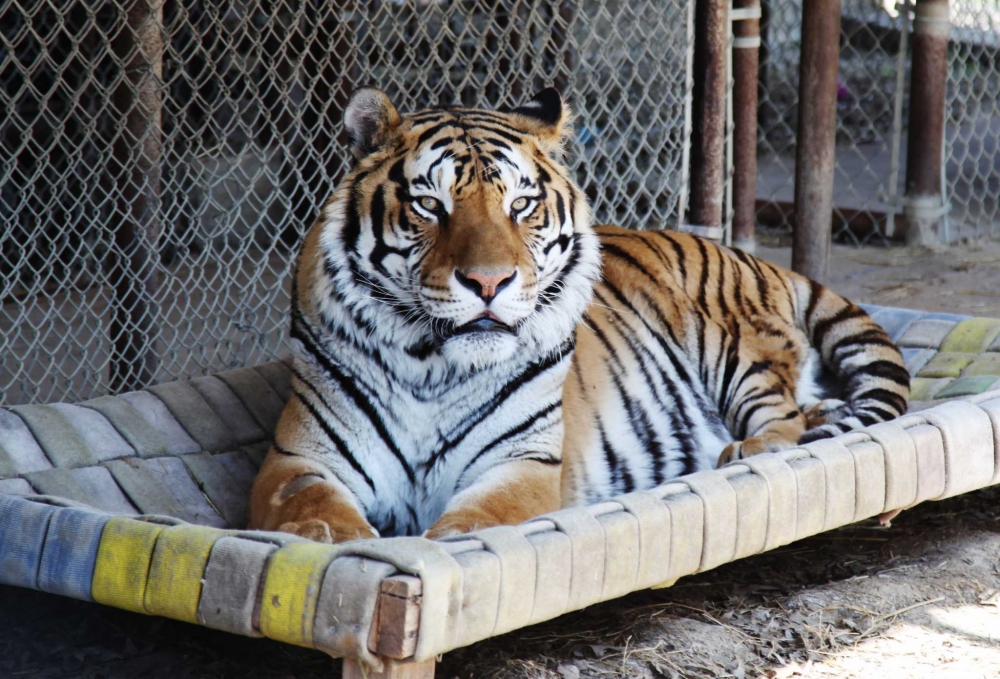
[
  {"left": 370, "top": 575, "right": 422, "bottom": 659},
  {"left": 342, "top": 658, "right": 436, "bottom": 679},
  {"left": 341, "top": 575, "right": 428, "bottom": 678}
]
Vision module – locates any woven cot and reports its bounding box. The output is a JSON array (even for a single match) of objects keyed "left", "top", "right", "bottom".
[{"left": 2, "top": 304, "right": 1000, "bottom": 676}]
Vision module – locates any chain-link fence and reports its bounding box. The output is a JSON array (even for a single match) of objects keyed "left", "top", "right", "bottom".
[
  {"left": 1, "top": 0, "right": 693, "bottom": 406},
  {"left": 946, "top": 0, "right": 1000, "bottom": 242},
  {"left": 757, "top": 0, "right": 908, "bottom": 245},
  {"left": 757, "top": 0, "right": 1000, "bottom": 245}
]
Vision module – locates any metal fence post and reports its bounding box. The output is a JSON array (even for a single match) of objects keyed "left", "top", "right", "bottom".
[
  {"left": 757, "top": 0, "right": 772, "bottom": 131},
  {"left": 109, "top": 0, "right": 164, "bottom": 393},
  {"left": 732, "top": 0, "right": 762, "bottom": 253},
  {"left": 687, "top": 0, "right": 728, "bottom": 241},
  {"left": 904, "top": 0, "right": 950, "bottom": 246},
  {"left": 792, "top": 0, "right": 841, "bottom": 283}
]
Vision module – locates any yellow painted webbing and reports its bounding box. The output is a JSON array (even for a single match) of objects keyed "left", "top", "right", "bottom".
[
  {"left": 144, "top": 524, "right": 228, "bottom": 623},
  {"left": 258, "top": 541, "right": 340, "bottom": 647},
  {"left": 91, "top": 518, "right": 164, "bottom": 613}
]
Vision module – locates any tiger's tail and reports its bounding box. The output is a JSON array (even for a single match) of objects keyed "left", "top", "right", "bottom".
[{"left": 794, "top": 278, "right": 910, "bottom": 443}]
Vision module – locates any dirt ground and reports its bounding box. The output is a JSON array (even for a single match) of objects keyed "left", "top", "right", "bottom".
[
  {"left": 3, "top": 237, "right": 1000, "bottom": 679},
  {"left": 757, "top": 234, "right": 1000, "bottom": 319}
]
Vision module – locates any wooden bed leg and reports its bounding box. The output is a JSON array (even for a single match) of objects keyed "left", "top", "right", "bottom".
[
  {"left": 341, "top": 574, "right": 433, "bottom": 677},
  {"left": 342, "top": 657, "right": 436, "bottom": 679}
]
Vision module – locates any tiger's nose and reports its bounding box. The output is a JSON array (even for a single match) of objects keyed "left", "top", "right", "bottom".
[{"left": 454, "top": 269, "right": 517, "bottom": 304}]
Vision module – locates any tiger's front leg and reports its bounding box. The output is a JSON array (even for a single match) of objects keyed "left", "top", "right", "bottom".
[
  {"left": 248, "top": 449, "right": 379, "bottom": 543},
  {"left": 716, "top": 359, "right": 809, "bottom": 468},
  {"left": 424, "top": 460, "right": 562, "bottom": 539}
]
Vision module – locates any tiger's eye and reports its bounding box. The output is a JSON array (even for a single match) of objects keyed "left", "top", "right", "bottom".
[
  {"left": 418, "top": 196, "right": 440, "bottom": 212},
  {"left": 511, "top": 197, "right": 529, "bottom": 212}
]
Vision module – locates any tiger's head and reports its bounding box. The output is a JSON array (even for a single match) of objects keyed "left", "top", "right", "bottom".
[{"left": 299, "top": 88, "right": 601, "bottom": 374}]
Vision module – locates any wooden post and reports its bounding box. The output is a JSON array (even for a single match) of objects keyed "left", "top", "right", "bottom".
[
  {"left": 731, "top": 0, "right": 762, "bottom": 253},
  {"left": 342, "top": 575, "right": 436, "bottom": 678},
  {"left": 687, "top": 0, "right": 729, "bottom": 241},
  {"left": 792, "top": 0, "right": 841, "bottom": 283},
  {"left": 903, "top": 0, "right": 950, "bottom": 246},
  {"left": 109, "top": 0, "right": 165, "bottom": 393},
  {"left": 342, "top": 658, "right": 436, "bottom": 679}
]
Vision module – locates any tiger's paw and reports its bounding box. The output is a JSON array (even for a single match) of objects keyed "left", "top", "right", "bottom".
[
  {"left": 278, "top": 519, "right": 379, "bottom": 544},
  {"left": 716, "top": 435, "right": 797, "bottom": 468},
  {"left": 424, "top": 508, "right": 500, "bottom": 540},
  {"left": 716, "top": 441, "right": 744, "bottom": 467},
  {"left": 802, "top": 398, "right": 848, "bottom": 429}
]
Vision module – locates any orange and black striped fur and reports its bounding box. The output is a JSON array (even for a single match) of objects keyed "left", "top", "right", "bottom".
[
  {"left": 248, "top": 88, "right": 909, "bottom": 541},
  {"left": 561, "top": 226, "right": 910, "bottom": 504}
]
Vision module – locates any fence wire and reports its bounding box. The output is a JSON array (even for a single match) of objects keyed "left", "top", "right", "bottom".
[
  {"left": 946, "top": 0, "right": 1000, "bottom": 242},
  {"left": 0, "top": 0, "right": 692, "bottom": 405},
  {"left": 756, "top": 0, "right": 1000, "bottom": 246},
  {"left": 756, "top": 0, "right": 907, "bottom": 245}
]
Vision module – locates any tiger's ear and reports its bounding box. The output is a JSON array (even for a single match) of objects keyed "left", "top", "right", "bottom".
[
  {"left": 344, "top": 88, "right": 402, "bottom": 160},
  {"left": 509, "top": 88, "right": 572, "bottom": 154}
]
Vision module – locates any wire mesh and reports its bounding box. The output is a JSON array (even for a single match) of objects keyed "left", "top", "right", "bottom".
[
  {"left": 0, "top": 0, "right": 693, "bottom": 405},
  {"left": 946, "top": 0, "right": 1000, "bottom": 242},
  {"left": 757, "top": 0, "right": 1000, "bottom": 245},
  {"left": 756, "top": 0, "right": 906, "bottom": 245}
]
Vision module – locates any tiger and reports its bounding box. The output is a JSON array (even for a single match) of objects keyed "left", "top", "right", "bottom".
[{"left": 248, "top": 87, "right": 909, "bottom": 541}]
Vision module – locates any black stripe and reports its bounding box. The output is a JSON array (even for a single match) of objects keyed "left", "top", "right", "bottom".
[
  {"left": 813, "top": 306, "right": 869, "bottom": 348},
  {"left": 804, "top": 279, "right": 823, "bottom": 326},
  {"left": 292, "top": 388, "right": 375, "bottom": 491},
  {"left": 463, "top": 401, "right": 561, "bottom": 471},
  {"left": 341, "top": 172, "right": 370, "bottom": 253},
  {"left": 601, "top": 242, "right": 660, "bottom": 287},
  {"left": 855, "top": 405, "right": 898, "bottom": 421},
  {"left": 588, "top": 317, "right": 668, "bottom": 486},
  {"left": 555, "top": 192, "right": 566, "bottom": 227},
  {"left": 423, "top": 339, "right": 574, "bottom": 470},
  {"left": 538, "top": 236, "right": 580, "bottom": 307},
  {"left": 718, "top": 332, "right": 743, "bottom": 413},
  {"left": 848, "top": 360, "right": 911, "bottom": 387},
  {"left": 653, "top": 231, "right": 688, "bottom": 279},
  {"left": 598, "top": 421, "right": 634, "bottom": 494},
  {"left": 716, "top": 248, "right": 731, "bottom": 318},
  {"left": 694, "top": 237, "right": 712, "bottom": 314},
  {"left": 511, "top": 454, "right": 561, "bottom": 465},
  {"left": 752, "top": 409, "right": 801, "bottom": 432},
  {"left": 416, "top": 121, "right": 457, "bottom": 145},
  {"left": 600, "top": 283, "right": 687, "bottom": 379},
  {"left": 728, "top": 359, "right": 773, "bottom": 411},
  {"left": 853, "top": 387, "right": 908, "bottom": 413},
  {"left": 733, "top": 387, "right": 782, "bottom": 425},
  {"left": 291, "top": 313, "right": 417, "bottom": 483},
  {"left": 736, "top": 400, "right": 778, "bottom": 439},
  {"left": 830, "top": 334, "right": 899, "bottom": 357},
  {"left": 593, "top": 288, "right": 698, "bottom": 475},
  {"left": 458, "top": 121, "right": 524, "bottom": 145}
]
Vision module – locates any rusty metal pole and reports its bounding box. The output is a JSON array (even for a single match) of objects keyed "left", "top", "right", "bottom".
[
  {"left": 792, "top": 0, "right": 841, "bottom": 283},
  {"left": 904, "top": 0, "right": 950, "bottom": 246},
  {"left": 687, "top": 0, "right": 728, "bottom": 241},
  {"left": 757, "top": 0, "right": 772, "bottom": 130},
  {"left": 731, "top": 0, "right": 762, "bottom": 253},
  {"left": 110, "top": 0, "right": 164, "bottom": 392}
]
